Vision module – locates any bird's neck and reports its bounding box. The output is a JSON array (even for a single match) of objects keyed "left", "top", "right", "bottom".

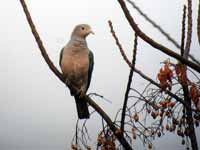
[{"left": 70, "top": 35, "right": 87, "bottom": 46}]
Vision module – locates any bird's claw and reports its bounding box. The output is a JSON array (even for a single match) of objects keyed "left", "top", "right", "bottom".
[
  {"left": 65, "top": 78, "right": 71, "bottom": 86},
  {"left": 76, "top": 90, "right": 84, "bottom": 99}
]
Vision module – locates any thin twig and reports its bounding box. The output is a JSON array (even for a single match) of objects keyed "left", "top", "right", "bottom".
[
  {"left": 108, "top": 19, "right": 199, "bottom": 113},
  {"left": 126, "top": 0, "right": 200, "bottom": 66},
  {"left": 126, "top": 0, "right": 181, "bottom": 49},
  {"left": 108, "top": 20, "right": 132, "bottom": 67},
  {"left": 88, "top": 93, "right": 112, "bottom": 104},
  {"left": 189, "top": 54, "right": 200, "bottom": 66},
  {"left": 76, "top": 120, "right": 79, "bottom": 146},
  {"left": 121, "top": 33, "right": 138, "bottom": 134}
]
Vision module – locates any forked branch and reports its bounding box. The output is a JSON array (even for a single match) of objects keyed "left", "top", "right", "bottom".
[
  {"left": 117, "top": 0, "right": 200, "bottom": 73},
  {"left": 108, "top": 20, "right": 199, "bottom": 113},
  {"left": 19, "top": 0, "right": 132, "bottom": 149}
]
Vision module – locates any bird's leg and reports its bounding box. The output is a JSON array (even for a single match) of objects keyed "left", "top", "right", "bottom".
[
  {"left": 65, "top": 78, "right": 71, "bottom": 86},
  {"left": 75, "top": 90, "right": 84, "bottom": 99},
  {"left": 65, "top": 78, "right": 77, "bottom": 96},
  {"left": 76, "top": 86, "right": 86, "bottom": 99}
]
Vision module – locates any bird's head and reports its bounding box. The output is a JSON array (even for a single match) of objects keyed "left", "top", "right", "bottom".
[{"left": 71, "top": 24, "right": 94, "bottom": 39}]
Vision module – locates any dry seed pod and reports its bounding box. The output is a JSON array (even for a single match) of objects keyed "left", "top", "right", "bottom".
[
  {"left": 159, "top": 100, "right": 164, "bottom": 106},
  {"left": 166, "top": 110, "right": 171, "bottom": 117},
  {"left": 133, "top": 134, "right": 137, "bottom": 139},
  {"left": 152, "top": 111, "right": 159, "bottom": 119},
  {"left": 153, "top": 103, "right": 160, "bottom": 110},
  {"left": 181, "top": 139, "right": 185, "bottom": 145},
  {"left": 195, "top": 120, "right": 199, "bottom": 127},
  {"left": 115, "top": 129, "right": 121, "bottom": 135},
  {"left": 194, "top": 114, "right": 200, "bottom": 120},
  {"left": 71, "top": 144, "right": 77, "bottom": 150},
  {"left": 166, "top": 124, "right": 170, "bottom": 130},
  {"left": 101, "top": 146, "right": 106, "bottom": 150},
  {"left": 133, "top": 113, "right": 139, "bottom": 122},
  {"left": 159, "top": 110, "right": 164, "bottom": 117},
  {"left": 86, "top": 146, "right": 91, "bottom": 150},
  {"left": 157, "top": 131, "right": 161, "bottom": 137},
  {"left": 172, "top": 118, "right": 179, "bottom": 125},
  {"left": 148, "top": 143, "right": 152, "bottom": 149},
  {"left": 146, "top": 108, "right": 151, "bottom": 113},
  {"left": 184, "top": 128, "right": 190, "bottom": 136},
  {"left": 169, "top": 101, "right": 176, "bottom": 108},
  {"left": 177, "top": 129, "right": 184, "bottom": 137},
  {"left": 97, "top": 133, "right": 104, "bottom": 146}
]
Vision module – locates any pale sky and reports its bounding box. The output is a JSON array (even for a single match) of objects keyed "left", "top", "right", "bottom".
[{"left": 0, "top": 0, "right": 200, "bottom": 150}]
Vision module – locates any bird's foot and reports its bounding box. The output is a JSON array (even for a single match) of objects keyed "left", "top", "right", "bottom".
[
  {"left": 65, "top": 78, "right": 76, "bottom": 95},
  {"left": 76, "top": 90, "right": 85, "bottom": 99},
  {"left": 65, "top": 78, "right": 71, "bottom": 86}
]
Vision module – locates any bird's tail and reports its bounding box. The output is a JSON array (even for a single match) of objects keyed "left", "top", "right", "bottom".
[{"left": 74, "top": 95, "right": 90, "bottom": 119}]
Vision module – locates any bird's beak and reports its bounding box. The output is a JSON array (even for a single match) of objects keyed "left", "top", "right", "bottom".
[{"left": 89, "top": 30, "right": 95, "bottom": 35}]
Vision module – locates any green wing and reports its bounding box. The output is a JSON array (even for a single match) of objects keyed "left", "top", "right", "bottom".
[
  {"left": 86, "top": 50, "right": 94, "bottom": 92},
  {"left": 59, "top": 47, "right": 64, "bottom": 67}
]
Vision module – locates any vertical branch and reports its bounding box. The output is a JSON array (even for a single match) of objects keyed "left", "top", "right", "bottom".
[
  {"left": 181, "top": 5, "right": 187, "bottom": 56},
  {"left": 180, "top": 2, "right": 198, "bottom": 149},
  {"left": 184, "top": 0, "right": 193, "bottom": 59},
  {"left": 182, "top": 84, "right": 198, "bottom": 150},
  {"left": 121, "top": 33, "right": 138, "bottom": 133},
  {"left": 76, "top": 120, "right": 79, "bottom": 146},
  {"left": 198, "top": 0, "right": 200, "bottom": 45}
]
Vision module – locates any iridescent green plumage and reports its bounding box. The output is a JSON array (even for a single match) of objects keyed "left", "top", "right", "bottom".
[{"left": 86, "top": 50, "right": 94, "bottom": 91}]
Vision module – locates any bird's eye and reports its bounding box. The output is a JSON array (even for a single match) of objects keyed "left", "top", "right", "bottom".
[{"left": 81, "top": 27, "right": 85, "bottom": 30}]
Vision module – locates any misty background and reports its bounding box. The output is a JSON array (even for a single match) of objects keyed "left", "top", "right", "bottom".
[{"left": 0, "top": 0, "right": 199, "bottom": 149}]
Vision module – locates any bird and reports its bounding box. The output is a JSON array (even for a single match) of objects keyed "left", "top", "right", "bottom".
[{"left": 59, "top": 24, "right": 94, "bottom": 119}]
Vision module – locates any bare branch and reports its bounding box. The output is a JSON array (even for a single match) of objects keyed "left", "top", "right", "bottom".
[
  {"left": 197, "top": 0, "right": 200, "bottom": 45},
  {"left": 19, "top": 0, "right": 132, "bottom": 149},
  {"left": 189, "top": 54, "right": 200, "bottom": 66},
  {"left": 108, "top": 20, "right": 199, "bottom": 113},
  {"left": 19, "top": 0, "right": 64, "bottom": 82},
  {"left": 184, "top": 0, "right": 193, "bottom": 59},
  {"left": 181, "top": 5, "right": 187, "bottom": 56},
  {"left": 108, "top": 20, "right": 132, "bottom": 67},
  {"left": 117, "top": 0, "right": 200, "bottom": 73},
  {"left": 126, "top": 0, "right": 200, "bottom": 66},
  {"left": 121, "top": 32, "right": 138, "bottom": 134},
  {"left": 126, "top": 0, "right": 181, "bottom": 49}
]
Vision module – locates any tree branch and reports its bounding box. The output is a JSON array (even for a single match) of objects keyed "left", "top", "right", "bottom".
[
  {"left": 19, "top": 0, "right": 132, "bottom": 149},
  {"left": 182, "top": 83, "right": 198, "bottom": 150},
  {"left": 126, "top": 0, "right": 200, "bottom": 66},
  {"left": 180, "top": 3, "right": 198, "bottom": 147},
  {"left": 108, "top": 19, "right": 199, "bottom": 113},
  {"left": 117, "top": 0, "right": 200, "bottom": 73},
  {"left": 126, "top": 0, "right": 181, "bottom": 50},
  {"left": 121, "top": 31, "right": 138, "bottom": 134},
  {"left": 181, "top": 5, "right": 186, "bottom": 56},
  {"left": 198, "top": 0, "right": 200, "bottom": 45},
  {"left": 184, "top": 0, "right": 193, "bottom": 59},
  {"left": 19, "top": 0, "right": 64, "bottom": 82}
]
